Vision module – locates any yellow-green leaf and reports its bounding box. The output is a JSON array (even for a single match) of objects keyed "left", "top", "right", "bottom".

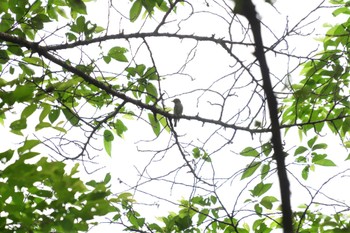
[{"left": 130, "top": 0, "right": 142, "bottom": 22}]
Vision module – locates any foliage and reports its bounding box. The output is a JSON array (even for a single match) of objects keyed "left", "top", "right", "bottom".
[
  {"left": 1, "top": 0, "right": 350, "bottom": 232},
  {"left": 0, "top": 141, "right": 117, "bottom": 232}
]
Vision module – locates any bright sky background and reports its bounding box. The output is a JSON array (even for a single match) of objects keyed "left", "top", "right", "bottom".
[
  {"left": 1, "top": 0, "right": 350, "bottom": 232},
  {"left": 92, "top": 0, "right": 350, "bottom": 231}
]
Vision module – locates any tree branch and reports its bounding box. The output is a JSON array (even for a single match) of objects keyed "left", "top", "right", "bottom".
[
  {"left": 235, "top": 1, "right": 293, "bottom": 232},
  {"left": 0, "top": 31, "right": 267, "bottom": 135}
]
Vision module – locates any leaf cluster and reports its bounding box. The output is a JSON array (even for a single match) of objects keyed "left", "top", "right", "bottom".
[{"left": 0, "top": 141, "right": 117, "bottom": 232}]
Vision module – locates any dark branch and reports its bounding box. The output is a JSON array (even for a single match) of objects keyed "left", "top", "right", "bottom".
[{"left": 236, "top": 1, "right": 293, "bottom": 232}]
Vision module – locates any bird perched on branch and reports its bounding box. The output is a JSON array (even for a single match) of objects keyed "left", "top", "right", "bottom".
[{"left": 172, "top": 98, "right": 183, "bottom": 127}]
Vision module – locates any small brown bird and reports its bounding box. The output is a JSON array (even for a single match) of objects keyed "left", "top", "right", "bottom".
[{"left": 172, "top": 98, "right": 183, "bottom": 127}]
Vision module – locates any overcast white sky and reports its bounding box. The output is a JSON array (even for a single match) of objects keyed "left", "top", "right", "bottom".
[{"left": 1, "top": 0, "right": 349, "bottom": 232}]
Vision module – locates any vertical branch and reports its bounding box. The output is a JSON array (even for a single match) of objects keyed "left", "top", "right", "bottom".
[{"left": 235, "top": 1, "right": 293, "bottom": 232}]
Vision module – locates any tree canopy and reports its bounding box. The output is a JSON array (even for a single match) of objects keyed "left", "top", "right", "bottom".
[{"left": 1, "top": 0, "right": 350, "bottom": 232}]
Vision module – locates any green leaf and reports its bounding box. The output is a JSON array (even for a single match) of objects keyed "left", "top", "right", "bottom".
[
  {"left": 130, "top": 0, "right": 142, "bottom": 22},
  {"left": 254, "top": 203, "right": 263, "bottom": 215},
  {"left": 312, "top": 160, "right": 318, "bottom": 169},
  {"left": 294, "top": 146, "right": 308, "bottom": 156},
  {"left": 210, "top": 195, "right": 217, "bottom": 204},
  {"left": 9, "top": 66, "right": 15, "bottom": 74},
  {"left": 240, "top": 147, "right": 259, "bottom": 157},
  {"left": 250, "top": 182, "right": 272, "bottom": 197},
  {"left": 61, "top": 218, "right": 74, "bottom": 232},
  {"left": 70, "top": 163, "right": 80, "bottom": 176},
  {"left": 104, "top": 129, "right": 114, "bottom": 142},
  {"left": 127, "top": 212, "right": 140, "bottom": 228},
  {"left": 193, "top": 147, "right": 200, "bottom": 158},
  {"left": 302, "top": 166, "right": 309, "bottom": 180},
  {"left": 296, "top": 155, "right": 306, "bottom": 163},
  {"left": 66, "top": 32, "right": 77, "bottom": 41},
  {"left": 108, "top": 46, "right": 128, "bottom": 62},
  {"left": 156, "top": 0, "right": 169, "bottom": 12},
  {"left": 117, "top": 192, "right": 133, "bottom": 201},
  {"left": 174, "top": 215, "right": 192, "bottom": 231},
  {"left": 94, "top": 26, "right": 105, "bottom": 33},
  {"left": 115, "top": 119, "right": 128, "bottom": 138},
  {"left": 312, "top": 153, "right": 327, "bottom": 163},
  {"left": 22, "top": 56, "right": 47, "bottom": 68},
  {"left": 7, "top": 44, "right": 23, "bottom": 56},
  {"left": 241, "top": 161, "right": 261, "bottom": 180},
  {"left": 149, "top": 223, "right": 162, "bottom": 232},
  {"left": 0, "top": 1, "right": 9, "bottom": 13},
  {"left": 104, "top": 140, "right": 112, "bottom": 157},
  {"left": 21, "top": 104, "right": 37, "bottom": 120},
  {"left": 57, "top": 7, "right": 68, "bottom": 18},
  {"left": 62, "top": 108, "right": 79, "bottom": 126},
  {"left": 148, "top": 113, "right": 160, "bottom": 136},
  {"left": 312, "top": 143, "right": 327, "bottom": 150},
  {"left": 49, "top": 109, "right": 60, "bottom": 123},
  {"left": 135, "top": 64, "right": 146, "bottom": 76},
  {"left": 240, "top": 222, "right": 250, "bottom": 233},
  {"left": 17, "top": 139, "right": 40, "bottom": 155},
  {"left": 10, "top": 118, "right": 27, "bottom": 131},
  {"left": 76, "top": 16, "right": 86, "bottom": 31},
  {"left": 314, "top": 159, "right": 336, "bottom": 166},
  {"left": 36, "top": 190, "right": 53, "bottom": 198},
  {"left": 35, "top": 122, "right": 52, "bottom": 131},
  {"left": 197, "top": 209, "right": 209, "bottom": 225},
  {"left": 13, "top": 85, "right": 35, "bottom": 102},
  {"left": 260, "top": 196, "right": 278, "bottom": 210},
  {"left": 261, "top": 163, "right": 270, "bottom": 180},
  {"left": 253, "top": 219, "right": 266, "bottom": 231},
  {"left": 104, "top": 130, "right": 114, "bottom": 156},
  {"left": 39, "top": 103, "right": 51, "bottom": 122},
  {"left": 104, "top": 173, "right": 111, "bottom": 184},
  {"left": 0, "top": 50, "right": 9, "bottom": 64},
  {"left": 47, "top": 4, "right": 58, "bottom": 20},
  {"left": 158, "top": 113, "right": 170, "bottom": 133},
  {"left": 67, "top": 0, "right": 87, "bottom": 14},
  {"left": 19, "top": 151, "right": 40, "bottom": 161},
  {"left": 144, "top": 67, "right": 158, "bottom": 80},
  {"left": 202, "top": 152, "right": 211, "bottom": 162},
  {"left": 307, "top": 136, "right": 318, "bottom": 148},
  {"left": 0, "top": 149, "right": 14, "bottom": 164},
  {"left": 345, "top": 153, "right": 350, "bottom": 160},
  {"left": 146, "top": 83, "right": 158, "bottom": 100},
  {"left": 342, "top": 117, "right": 350, "bottom": 136},
  {"left": 261, "top": 142, "right": 272, "bottom": 156},
  {"left": 332, "top": 6, "right": 350, "bottom": 16},
  {"left": 126, "top": 67, "right": 136, "bottom": 77},
  {"left": 141, "top": 0, "right": 156, "bottom": 14},
  {"left": 103, "top": 55, "right": 111, "bottom": 64}
]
